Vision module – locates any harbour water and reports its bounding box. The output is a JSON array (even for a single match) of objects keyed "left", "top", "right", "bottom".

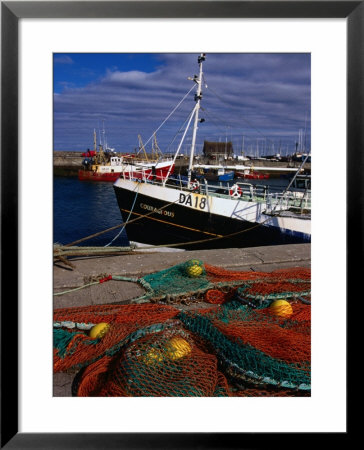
[
  {"left": 53, "top": 175, "right": 295, "bottom": 248},
  {"left": 53, "top": 177, "right": 129, "bottom": 247}
]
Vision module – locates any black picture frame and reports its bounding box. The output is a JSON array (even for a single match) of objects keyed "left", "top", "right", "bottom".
[{"left": 1, "top": 1, "right": 358, "bottom": 448}]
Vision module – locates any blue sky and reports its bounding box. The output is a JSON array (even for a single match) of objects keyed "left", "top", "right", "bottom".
[{"left": 53, "top": 53, "right": 311, "bottom": 156}]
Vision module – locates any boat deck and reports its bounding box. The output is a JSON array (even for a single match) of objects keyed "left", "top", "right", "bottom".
[{"left": 126, "top": 176, "right": 312, "bottom": 214}]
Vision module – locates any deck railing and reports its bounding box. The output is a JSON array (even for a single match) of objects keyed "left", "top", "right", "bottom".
[
  {"left": 117, "top": 173, "right": 311, "bottom": 215},
  {"left": 265, "top": 190, "right": 311, "bottom": 214}
]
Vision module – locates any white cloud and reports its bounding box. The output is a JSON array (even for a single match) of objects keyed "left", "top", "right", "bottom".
[
  {"left": 54, "top": 53, "right": 310, "bottom": 154},
  {"left": 54, "top": 55, "right": 74, "bottom": 65}
]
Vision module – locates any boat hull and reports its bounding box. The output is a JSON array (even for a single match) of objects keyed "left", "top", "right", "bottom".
[
  {"left": 235, "top": 171, "right": 269, "bottom": 180},
  {"left": 113, "top": 180, "right": 311, "bottom": 250},
  {"left": 202, "top": 171, "right": 234, "bottom": 182}
]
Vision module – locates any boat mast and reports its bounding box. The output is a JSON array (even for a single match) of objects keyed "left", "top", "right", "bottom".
[
  {"left": 102, "top": 120, "right": 106, "bottom": 150},
  {"left": 187, "top": 53, "right": 205, "bottom": 188},
  {"left": 138, "top": 135, "right": 149, "bottom": 162}
]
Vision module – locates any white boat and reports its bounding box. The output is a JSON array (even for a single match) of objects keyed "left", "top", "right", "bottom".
[{"left": 113, "top": 54, "right": 311, "bottom": 249}]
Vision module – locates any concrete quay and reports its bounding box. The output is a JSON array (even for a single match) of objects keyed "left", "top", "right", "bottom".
[
  {"left": 54, "top": 243, "right": 310, "bottom": 308},
  {"left": 53, "top": 243, "right": 310, "bottom": 396}
]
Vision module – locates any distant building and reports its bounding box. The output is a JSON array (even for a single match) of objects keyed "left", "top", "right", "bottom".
[{"left": 202, "top": 140, "right": 234, "bottom": 158}]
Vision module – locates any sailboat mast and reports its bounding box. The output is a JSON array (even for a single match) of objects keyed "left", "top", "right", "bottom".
[
  {"left": 102, "top": 120, "right": 106, "bottom": 150},
  {"left": 187, "top": 53, "right": 205, "bottom": 188}
]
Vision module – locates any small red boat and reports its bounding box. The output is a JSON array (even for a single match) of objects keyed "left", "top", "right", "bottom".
[
  {"left": 81, "top": 150, "right": 97, "bottom": 158},
  {"left": 235, "top": 171, "right": 269, "bottom": 180}
]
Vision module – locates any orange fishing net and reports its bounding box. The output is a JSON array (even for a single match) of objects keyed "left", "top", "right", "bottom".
[{"left": 54, "top": 261, "right": 311, "bottom": 397}]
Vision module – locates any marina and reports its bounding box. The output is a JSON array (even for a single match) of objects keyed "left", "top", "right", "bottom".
[{"left": 54, "top": 150, "right": 311, "bottom": 177}]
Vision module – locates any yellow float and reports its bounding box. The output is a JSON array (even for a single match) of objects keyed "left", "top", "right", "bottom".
[
  {"left": 144, "top": 347, "right": 164, "bottom": 365},
  {"left": 89, "top": 322, "right": 110, "bottom": 339},
  {"left": 166, "top": 337, "right": 192, "bottom": 360},
  {"left": 186, "top": 259, "right": 204, "bottom": 278},
  {"left": 269, "top": 300, "right": 293, "bottom": 318}
]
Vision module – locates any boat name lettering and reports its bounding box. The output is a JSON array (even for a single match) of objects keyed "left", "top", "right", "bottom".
[
  {"left": 140, "top": 203, "right": 174, "bottom": 217},
  {"left": 178, "top": 193, "right": 207, "bottom": 210}
]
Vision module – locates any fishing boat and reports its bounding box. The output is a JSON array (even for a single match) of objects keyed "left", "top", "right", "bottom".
[
  {"left": 78, "top": 130, "right": 174, "bottom": 182},
  {"left": 113, "top": 54, "right": 311, "bottom": 250},
  {"left": 78, "top": 155, "right": 174, "bottom": 182}
]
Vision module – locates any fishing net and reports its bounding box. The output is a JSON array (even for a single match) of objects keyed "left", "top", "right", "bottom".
[{"left": 54, "top": 259, "right": 311, "bottom": 397}]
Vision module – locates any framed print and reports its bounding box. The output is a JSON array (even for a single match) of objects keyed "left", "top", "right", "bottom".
[{"left": 1, "top": 1, "right": 359, "bottom": 448}]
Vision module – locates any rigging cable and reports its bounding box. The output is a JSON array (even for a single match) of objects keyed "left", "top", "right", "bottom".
[
  {"left": 104, "top": 182, "right": 140, "bottom": 247},
  {"left": 136, "top": 84, "right": 196, "bottom": 154},
  {"left": 163, "top": 104, "right": 197, "bottom": 156}
]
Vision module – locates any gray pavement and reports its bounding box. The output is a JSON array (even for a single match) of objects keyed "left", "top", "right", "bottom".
[
  {"left": 53, "top": 243, "right": 310, "bottom": 396},
  {"left": 54, "top": 243, "right": 310, "bottom": 308}
]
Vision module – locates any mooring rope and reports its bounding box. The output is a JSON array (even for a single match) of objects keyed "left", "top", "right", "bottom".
[{"left": 104, "top": 183, "right": 140, "bottom": 247}]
